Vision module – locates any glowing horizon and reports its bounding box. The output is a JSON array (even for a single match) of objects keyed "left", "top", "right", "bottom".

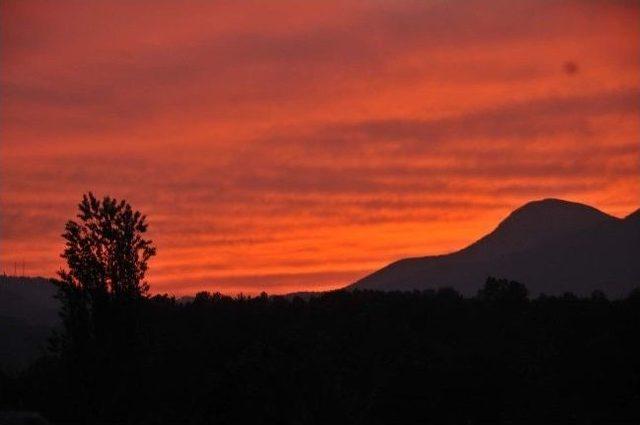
[{"left": 1, "top": 0, "right": 639, "bottom": 295}]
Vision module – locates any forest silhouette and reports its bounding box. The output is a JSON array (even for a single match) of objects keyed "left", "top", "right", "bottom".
[{"left": 1, "top": 194, "right": 639, "bottom": 424}]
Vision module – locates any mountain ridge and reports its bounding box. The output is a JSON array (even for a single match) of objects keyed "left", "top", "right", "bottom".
[{"left": 348, "top": 199, "right": 639, "bottom": 297}]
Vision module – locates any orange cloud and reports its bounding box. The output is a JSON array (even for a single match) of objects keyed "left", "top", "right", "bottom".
[{"left": 1, "top": 0, "right": 638, "bottom": 294}]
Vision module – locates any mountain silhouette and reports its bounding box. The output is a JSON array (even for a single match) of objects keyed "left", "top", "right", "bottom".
[{"left": 349, "top": 199, "right": 640, "bottom": 296}]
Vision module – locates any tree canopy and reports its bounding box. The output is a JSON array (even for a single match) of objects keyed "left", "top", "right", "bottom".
[{"left": 54, "top": 193, "right": 155, "bottom": 352}]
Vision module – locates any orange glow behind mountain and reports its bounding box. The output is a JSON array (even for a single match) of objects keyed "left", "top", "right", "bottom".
[{"left": 1, "top": 0, "right": 639, "bottom": 295}]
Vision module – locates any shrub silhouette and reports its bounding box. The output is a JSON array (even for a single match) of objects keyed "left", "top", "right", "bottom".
[{"left": 477, "top": 276, "right": 528, "bottom": 302}]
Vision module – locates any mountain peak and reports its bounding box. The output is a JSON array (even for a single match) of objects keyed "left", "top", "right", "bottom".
[
  {"left": 500, "top": 198, "right": 613, "bottom": 227},
  {"left": 351, "top": 199, "right": 639, "bottom": 296},
  {"left": 510, "top": 198, "right": 609, "bottom": 218},
  {"left": 459, "top": 198, "right": 615, "bottom": 260},
  {"left": 523, "top": 197, "right": 576, "bottom": 206}
]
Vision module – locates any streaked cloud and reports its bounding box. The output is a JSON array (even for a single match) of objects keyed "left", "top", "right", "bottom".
[{"left": 1, "top": 0, "right": 638, "bottom": 294}]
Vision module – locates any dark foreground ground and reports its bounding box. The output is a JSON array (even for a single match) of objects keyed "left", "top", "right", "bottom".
[{"left": 1, "top": 280, "right": 639, "bottom": 424}]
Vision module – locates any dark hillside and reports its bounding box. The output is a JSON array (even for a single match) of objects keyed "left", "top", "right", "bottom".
[
  {"left": 0, "top": 276, "right": 59, "bottom": 370},
  {"left": 351, "top": 199, "right": 640, "bottom": 296}
]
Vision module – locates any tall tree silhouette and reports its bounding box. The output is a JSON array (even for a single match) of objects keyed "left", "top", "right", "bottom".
[{"left": 54, "top": 193, "right": 156, "bottom": 351}]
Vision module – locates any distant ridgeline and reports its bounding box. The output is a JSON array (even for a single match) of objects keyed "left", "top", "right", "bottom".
[
  {"left": 350, "top": 199, "right": 640, "bottom": 297},
  {"left": 0, "top": 275, "right": 59, "bottom": 370}
]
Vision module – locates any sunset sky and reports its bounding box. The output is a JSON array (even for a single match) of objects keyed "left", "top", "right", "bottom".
[{"left": 1, "top": 0, "right": 639, "bottom": 295}]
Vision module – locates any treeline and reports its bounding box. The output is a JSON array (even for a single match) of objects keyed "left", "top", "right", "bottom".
[{"left": 2, "top": 279, "right": 640, "bottom": 424}]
